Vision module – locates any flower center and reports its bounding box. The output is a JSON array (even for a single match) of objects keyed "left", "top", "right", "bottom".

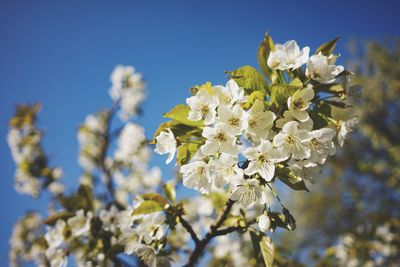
[
  {"left": 249, "top": 118, "right": 257, "bottom": 128},
  {"left": 311, "top": 138, "right": 322, "bottom": 149},
  {"left": 286, "top": 135, "right": 296, "bottom": 144},
  {"left": 257, "top": 154, "right": 268, "bottom": 163},
  {"left": 200, "top": 105, "right": 210, "bottom": 115},
  {"left": 270, "top": 59, "right": 280, "bottom": 68},
  {"left": 294, "top": 98, "right": 306, "bottom": 110},
  {"left": 215, "top": 132, "right": 227, "bottom": 142},
  {"left": 196, "top": 166, "right": 206, "bottom": 175},
  {"left": 228, "top": 117, "right": 240, "bottom": 126}
]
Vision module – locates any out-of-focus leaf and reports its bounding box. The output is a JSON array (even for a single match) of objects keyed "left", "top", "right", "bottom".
[
  {"left": 163, "top": 183, "right": 176, "bottom": 203},
  {"left": 315, "top": 36, "right": 340, "bottom": 56},
  {"left": 58, "top": 184, "right": 94, "bottom": 212},
  {"left": 325, "top": 100, "right": 348, "bottom": 108},
  {"left": 44, "top": 211, "right": 75, "bottom": 225},
  {"left": 131, "top": 200, "right": 165, "bottom": 215},
  {"left": 210, "top": 192, "right": 228, "bottom": 211},
  {"left": 259, "top": 235, "right": 275, "bottom": 267},
  {"left": 77, "top": 184, "right": 94, "bottom": 211},
  {"left": 225, "top": 65, "right": 268, "bottom": 94},
  {"left": 163, "top": 104, "right": 203, "bottom": 127},
  {"left": 107, "top": 244, "right": 125, "bottom": 258},
  {"left": 141, "top": 193, "right": 169, "bottom": 206}
]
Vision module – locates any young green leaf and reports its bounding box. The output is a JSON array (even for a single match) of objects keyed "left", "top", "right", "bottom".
[
  {"left": 315, "top": 36, "right": 340, "bottom": 56},
  {"left": 269, "top": 83, "right": 301, "bottom": 110},
  {"left": 43, "top": 211, "right": 75, "bottom": 225},
  {"left": 162, "top": 183, "right": 176, "bottom": 203},
  {"left": 259, "top": 235, "right": 275, "bottom": 267},
  {"left": 225, "top": 65, "right": 268, "bottom": 94},
  {"left": 257, "top": 32, "right": 276, "bottom": 85},
  {"left": 176, "top": 142, "right": 201, "bottom": 166},
  {"left": 275, "top": 165, "right": 309, "bottom": 192},
  {"left": 141, "top": 193, "right": 169, "bottom": 206},
  {"left": 131, "top": 200, "right": 165, "bottom": 215},
  {"left": 163, "top": 104, "right": 203, "bottom": 127},
  {"left": 242, "top": 91, "right": 265, "bottom": 109}
]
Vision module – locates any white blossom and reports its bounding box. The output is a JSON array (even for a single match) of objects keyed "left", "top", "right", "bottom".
[
  {"left": 273, "top": 121, "right": 312, "bottom": 160},
  {"left": 45, "top": 220, "right": 66, "bottom": 251},
  {"left": 67, "top": 210, "right": 92, "bottom": 237},
  {"left": 180, "top": 161, "right": 212, "bottom": 194},
  {"left": 115, "top": 123, "right": 146, "bottom": 164},
  {"left": 245, "top": 100, "right": 276, "bottom": 141},
  {"left": 216, "top": 104, "right": 247, "bottom": 135},
  {"left": 201, "top": 123, "right": 238, "bottom": 156},
  {"left": 337, "top": 117, "right": 359, "bottom": 147},
  {"left": 306, "top": 52, "right": 344, "bottom": 83},
  {"left": 275, "top": 110, "right": 313, "bottom": 130},
  {"left": 45, "top": 249, "right": 67, "bottom": 267},
  {"left": 154, "top": 128, "right": 177, "bottom": 164},
  {"left": 186, "top": 88, "right": 219, "bottom": 125},
  {"left": 213, "top": 79, "right": 246, "bottom": 107},
  {"left": 267, "top": 40, "right": 309, "bottom": 70},
  {"left": 109, "top": 65, "right": 146, "bottom": 120},
  {"left": 308, "top": 128, "right": 336, "bottom": 164},
  {"left": 258, "top": 214, "right": 271, "bottom": 232},
  {"left": 230, "top": 178, "right": 266, "bottom": 207},
  {"left": 288, "top": 159, "right": 320, "bottom": 183},
  {"left": 287, "top": 85, "right": 315, "bottom": 122},
  {"left": 243, "top": 139, "right": 288, "bottom": 181},
  {"left": 209, "top": 154, "right": 243, "bottom": 188}
]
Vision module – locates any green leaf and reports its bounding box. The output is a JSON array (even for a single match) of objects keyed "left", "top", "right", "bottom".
[
  {"left": 225, "top": 65, "right": 268, "bottom": 94},
  {"left": 309, "top": 101, "right": 332, "bottom": 129},
  {"left": 107, "top": 244, "right": 125, "bottom": 258},
  {"left": 58, "top": 184, "right": 94, "bottom": 212},
  {"left": 131, "top": 200, "right": 165, "bottom": 216},
  {"left": 176, "top": 142, "right": 201, "bottom": 166},
  {"left": 315, "top": 36, "right": 340, "bottom": 56},
  {"left": 257, "top": 32, "right": 276, "bottom": 84},
  {"left": 282, "top": 208, "right": 297, "bottom": 231},
  {"left": 259, "top": 235, "right": 275, "bottom": 267},
  {"left": 269, "top": 83, "right": 301, "bottom": 110},
  {"left": 268, "top": 212, "right": 289, "bottom": 230},
  {"left": 276, "top": 165, "right": 309, "bottom": 191},
  {"left": 242, "top": 91, "right": 265, "bottom": 110},
  {"left": 151, "top": 120, "right": 201, "bottom": 144},
  {"left": 141, "top": 193, "right": 169, "bottom": 206},
  {"left": 77, "top": 184, "right": 95, "bottom": 211},
  {"left": 163, "top": 183, "right": 176, "bottom": 203},
  {"left": 163, "top": 104, "right": 203, "bottom": 127},
  {"left": 44, "top": 211, "right": 75, "bottom": 225}
]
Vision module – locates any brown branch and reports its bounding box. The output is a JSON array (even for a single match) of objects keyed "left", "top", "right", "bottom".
[
  {"left": 183, "top": 199, "right": 236, "bottom": 267},
  {"left": 178, "top": 215, "right": 200, "bottom": 245}
]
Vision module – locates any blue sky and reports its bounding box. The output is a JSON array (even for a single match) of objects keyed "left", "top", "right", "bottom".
[{"left": 1, "top": 0, "right": 399, "bottom": 263}]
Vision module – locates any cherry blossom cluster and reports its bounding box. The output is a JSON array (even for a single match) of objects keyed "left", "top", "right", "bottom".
[
  {"left": 109, "top": 65, "right": 146, "bottom": 120},
  {"left": 155, "top": 39, "right": 357, "bottom": 209},
  {"left": 7, "top": 104, "right": 64, "bottom": 197}
]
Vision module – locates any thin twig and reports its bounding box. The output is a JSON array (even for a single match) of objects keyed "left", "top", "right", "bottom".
[{"left": 178, "top": 215, "right": 200, "bottom": 245}]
